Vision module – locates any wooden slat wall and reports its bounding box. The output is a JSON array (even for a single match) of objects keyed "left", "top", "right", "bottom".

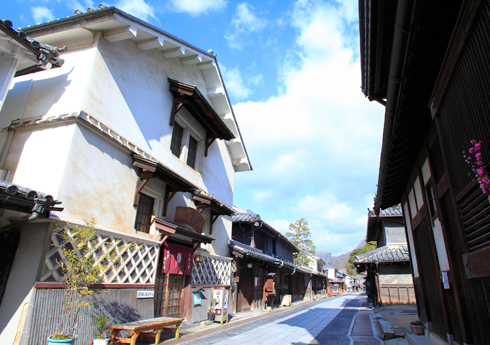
[
  {"left": 379, "top": 284, "right": 416, "bottom": 305},
  {"left": 435, "top": 2, "right": 490, "bottom": 343}
]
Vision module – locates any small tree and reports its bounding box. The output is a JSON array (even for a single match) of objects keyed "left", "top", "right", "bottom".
[
  {"left": 345, "top": 241, "right": 377, "bottom": 275},
  {"left": 52, "top": 219, "right": 135, "bottom": 339},
  {"left": 285, "top": 218, "right": 316, "bottom": 265}
]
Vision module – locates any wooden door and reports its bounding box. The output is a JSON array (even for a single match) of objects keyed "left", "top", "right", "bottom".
[
  {"left": 0, "top": 230, "right": 20, "bottom": 305},
  {"left": 237, "top": 266, "right": 253, "bottom": 312},
  {"left": 154, "top": 271, "right": 185, "bottom": 318}
]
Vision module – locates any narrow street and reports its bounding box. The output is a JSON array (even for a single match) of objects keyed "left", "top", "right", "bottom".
[{"left": 173, "top": 293, "right": 381, "bottom": 345}]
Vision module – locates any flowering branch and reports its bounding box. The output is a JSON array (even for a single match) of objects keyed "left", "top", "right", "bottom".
[{"left": 463, "top": 140, "right": 490, "bottom": 194}]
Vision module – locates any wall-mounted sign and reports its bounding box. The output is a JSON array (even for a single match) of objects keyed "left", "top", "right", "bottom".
[
  {"left": 175, "top": 207, "right": 206, "bottom": 231},
  {"left": 441, "top": 271, "right": 450, "bottom": 289},
  {"left": 137, "top": 291, "right": 154, "bottom": 299},
  {"left": 192, "top": 292, "right": 202, "bottom": 306}
]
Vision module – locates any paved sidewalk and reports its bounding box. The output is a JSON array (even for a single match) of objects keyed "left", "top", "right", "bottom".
[{"left": 349, "top": 312, "right": 382, "bottom": 345}]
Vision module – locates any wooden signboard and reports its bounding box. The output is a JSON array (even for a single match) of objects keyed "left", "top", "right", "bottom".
[{"left": 174, "top": 206, "right": 206, "bottom": 231}]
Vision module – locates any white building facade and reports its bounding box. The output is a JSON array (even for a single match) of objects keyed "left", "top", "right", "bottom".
[{"left": 0, "top": 7, "right": 250, "bottom": 345}]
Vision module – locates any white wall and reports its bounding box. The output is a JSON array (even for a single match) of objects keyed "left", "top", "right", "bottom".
[
  {"left": 1, "top": 28, "right": 237, "bottom": 258},
  {"left": 82, "top": 38, "right": 234, "bottom": 205},
  {"left": 0, "top": 223, "right": 50, "bottom": 344}
]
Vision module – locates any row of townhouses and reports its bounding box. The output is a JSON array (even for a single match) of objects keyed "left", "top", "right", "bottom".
[
  {"left": 360, "top": 0, "right": 490, "bottom": 344},
  {"left": 0, "top": 7, "right": 332, "bottom": 345}
]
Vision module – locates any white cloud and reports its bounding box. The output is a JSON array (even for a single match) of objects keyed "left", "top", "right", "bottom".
[
  {"left": 221, "top": 65, "right": 264, "bottom": 100},
  {"left": 270, "top": 150, "right": 305, "bottom": 175},
  {"left": 225, "top": 3, "right": 267, "bottom": 50},
  {"left": 233, "top": 0, "right": 384, "bottom": 255},
  {"left": 168, "top": 0, "right": 226, "bottom": 16},
  {"left": 31, "top": 6, "right": 55, "bottom": 24},
  {"left": 268, "top": 219, "right": 290, "bottom": 234},
  {"left": 221, "top": 66, "right": 251, "bottom": 99},
  {"left": 116, "top": 0, "right": 156, "bottom": 22}
]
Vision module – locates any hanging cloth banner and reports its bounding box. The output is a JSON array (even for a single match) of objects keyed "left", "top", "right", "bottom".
[{"left": 162, "top": 242, "right": 193, "bottom": 275}]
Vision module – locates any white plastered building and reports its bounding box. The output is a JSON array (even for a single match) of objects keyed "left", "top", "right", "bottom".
[{"left": 0, "top": 7, "right": 251, "bottom": 344}]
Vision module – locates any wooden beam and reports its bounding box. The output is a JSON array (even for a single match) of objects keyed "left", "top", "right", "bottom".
[
  {"left": 181, "top": 55, "right": 202, "bottom": 65},
  {"left": 137, "top": 37, "right": 164, "bottom": 51},
  {"left": 169, "top": 97, "right": 185, "bottom": 126},
  {"left": 104, "top": 26, "right": 137, "bottom": 43},
  {"left": 197, "top": 61, "right": 214, "bottom": 70},
  {"left": 162, "top": 47, "right": 185, "bottom": 59},
  {"left": 204, "top": 134, "right": 215, "bottom": 157},
  {"left": 133, "top": 171, "right": 153, "bottom": 207},
  {"left": 207, "top": 87, "right": 225, "bottom": 98}
]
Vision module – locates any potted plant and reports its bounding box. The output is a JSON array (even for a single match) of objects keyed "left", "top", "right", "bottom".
[
  {"left": 410, "top": 320, "right": 425, "bottom": 335},
  {"left": 208, "top": 298, "right": 218, "bottom": 321},
  {"left": 92, "top": 315, "right": 110, "bottom": 345},
  {"left": 48, "top": 220, "right": 134, "bottom": 344}
]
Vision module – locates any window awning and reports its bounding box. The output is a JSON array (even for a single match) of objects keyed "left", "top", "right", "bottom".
[
  {"left": 155, "top": 217, "right": 213, "bottom": 244},
  {"left": 192, "top": 190, "right": 234, "bottom": 216},
  {"left": 168, "top": 79, "right": 235, "bottom": 152},
  {"left": 133, "top": 154, "right": 197, "bottom": 191}
]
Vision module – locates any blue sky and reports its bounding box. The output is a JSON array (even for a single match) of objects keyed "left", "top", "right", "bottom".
[{"left": 5, "top": 0, "right": 385, "bottom": 255}]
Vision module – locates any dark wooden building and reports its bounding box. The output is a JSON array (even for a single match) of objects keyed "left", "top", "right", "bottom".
[
  {"left": 231, "top": 206, "right": 328, "bottom": 313},
  {"left": 354, "top": 205, "right": 415, "bottom": 306},
  {"left": 360, "top": 0, "right": 490, "bottom": 343}
]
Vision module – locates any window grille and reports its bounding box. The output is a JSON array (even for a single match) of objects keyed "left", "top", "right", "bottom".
[
  {"left": 171, "top": 123, "right": 183, "bottom": 157},
  {"left": 187, "top": 135, "right": 198, "bottom": 169},
  {"left": 134, "top": 193, "right": 154, "bottom": 233}
]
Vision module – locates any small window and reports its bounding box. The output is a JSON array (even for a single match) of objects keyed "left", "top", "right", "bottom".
[
  {"left": 135, "top": 193, "right": 155, "bottom": 233},
  {"left": 187, "top": 135, "right": 198, "bottom": 169},
  {"left": 171, "top": 123, "right": 183, "bottom": 157}
]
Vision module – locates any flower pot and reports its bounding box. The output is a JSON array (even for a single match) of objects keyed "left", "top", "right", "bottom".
[
  {"left": 93, "top": 339, "right": 110, "bottom": 345},
  {"left": 207, "top": 312, "right": 215, "bottom": 321},
  {"left": 47, "top": 335, "right": 78, "bottom": 345},
  {"left": 410, "top": 325, "right": 424, "bottom": 335}
]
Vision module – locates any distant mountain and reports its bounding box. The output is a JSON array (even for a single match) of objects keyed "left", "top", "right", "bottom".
[{"left": 331, "top": 240, "right": 366, "bottom": 269}]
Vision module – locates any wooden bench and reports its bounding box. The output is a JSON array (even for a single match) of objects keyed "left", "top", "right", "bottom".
[{"left": 109, "top": 317, "right": 184, "bottom": 345}]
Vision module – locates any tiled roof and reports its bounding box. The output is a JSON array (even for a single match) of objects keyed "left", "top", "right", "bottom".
[
  {"left": 232, "top": 211, "right": 261, "bottom": 223},
  {"left": 0, "top": 181, "right": 63, "bottom": 219},
  {"left": 232, "top": 206, "right": 299, "bottom": 252},
  {"left": 367, "top": 204, "right": 403, "bottom": 217},
  {"left": 353, "top": 245, "right": 410, "bottom": 264},
  {"left": 229, "top": 240, "right": 328, "bottom": 279},
  {"left": 230, "top": 240, "right": 293, "bottom": 267},
  {"left": 0, "top": 19, "right": 64, "bottom": 76}
]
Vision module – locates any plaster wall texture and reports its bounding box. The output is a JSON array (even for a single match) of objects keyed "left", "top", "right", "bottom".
[
  {"left": 14, "top": 48, "right": 95, "bottom": 120},
  {"left": 402, "top": 202, "right": 419, "bottom": 277},
  {"left": 82, "top": 38, "right": 234, "bottom": 205},
  {"left": 56, "top": 124, "right": 151, "bottom": 238},
  {"left": 0, "top": 223, "right": 50, "bottom": 345},
  {"left": 432, "top": 218, "right": 450, "bottom": 272},
  {"left": 4, "top": 124, "right": 76, "bottom": 202},
  {"left": 378, "top": 274, "right": 414, "bottom": 285},
  {"left": 384, "top": 224, "right": 408, "bottom": 246}
]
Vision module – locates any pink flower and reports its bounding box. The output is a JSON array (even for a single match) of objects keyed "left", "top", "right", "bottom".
[
  {"left": 470, "top": 147, "right": 475, "bottom": 154},
  {"left": 477, "top": 168, "right": 486, "bottom": 176},
  {"left": 482, "top": 177, "right": 490, "bottom": 184},
  {"left": 477, "top": 161, "right": 484, "bottom": 166},
  {"left": 476, "top": 152, "right": 482, "bottom": 160},
  {"left": 475, "top": 142, "right": 482, "bottom": 150}
]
